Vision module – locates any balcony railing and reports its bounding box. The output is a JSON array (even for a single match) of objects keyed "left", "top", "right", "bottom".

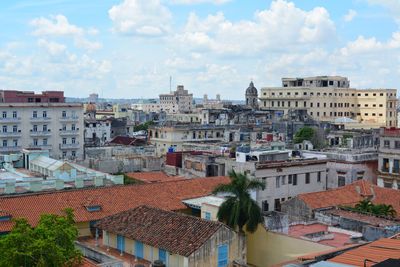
[
  {"left": 30, "top": 117, "right": 52, "bottom": 122},
  {"left": 0, "top": 146, "right": 21, "bottom": 152},
  {"left": 59, "top": 129, "right": 80, "bottom": 136},
  {"left": 59, "top": 116, "right": 79, "bottom": 122},
  {"left": 30, "top": 130, "right": 52, "bottom": 136},
  {"left": 0, "top": 117, "right": 21, "bottom": 123},
  {"left": 0, "top": 131, "right": 22, "bottom": 137},
  {"left": 28, "top": 144, "right": 52, "bottom": 150},
  {"left": 59, "top": 142, "right": 80, "bottom": 149}
]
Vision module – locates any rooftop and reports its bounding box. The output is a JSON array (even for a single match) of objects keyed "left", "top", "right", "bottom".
[
  {"left": 328, "top": 237, "right": 400, "bottom": 267},
  {"left": 125, "top": 171, "right": 185, "bottom": 183},
  {"left": 0, "top": 176, "right": 229, "bottom": 232},
  {"left": 297, "top": 180, "right": 400, "bottom": 218},
  {"left": 182, "top": 195, "right": 226, "bottom": 209},
  {"left": 95, "top": 205, "right": 227, "bottom": 257}
]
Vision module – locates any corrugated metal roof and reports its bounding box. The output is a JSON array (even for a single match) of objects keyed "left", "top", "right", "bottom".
[{"left": 30, "top": 156, "right": 64, "bottom": 171}]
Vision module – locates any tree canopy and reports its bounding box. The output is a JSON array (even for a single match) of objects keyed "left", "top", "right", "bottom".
[
  {"left": 213, "top": 170, "right": 265, "bottom": 233},
  {"left": 294, "top": 126, "right": 315, "bottom": 144},
  {"left": 134, "top": 120, "right": 154, "bottom": 132},
  {"left": 0, "top": 208, "right": 81, "bottom": 267},
  {"left": 345, "top": 199, "right": 397, "bottom": 218}
]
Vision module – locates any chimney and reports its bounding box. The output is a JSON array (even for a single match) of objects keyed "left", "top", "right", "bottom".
[
  {"left": 5, "top": 182, "right": 15, "bottom": 194},
  {"left": 75, "top": 177, "right": 84, "bottom": 188},
  {"left": 94, "top": 176, "right": 104, "bottom": 187},
  {"left": 30, "top": 180, "right": 42, "bottom": 192},
  {"left": 55, "top": 179, "right": 64, "bottom": 190}
]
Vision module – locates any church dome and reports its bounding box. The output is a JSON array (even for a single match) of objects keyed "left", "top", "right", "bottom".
[
  {"left": 86, "top": 103, "right": 97, "bottom": 112},
  {"left": 246, "top": 81, "right": 258, "bottom": 96}
]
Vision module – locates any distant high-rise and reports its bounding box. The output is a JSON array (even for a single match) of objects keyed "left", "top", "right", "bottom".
[{"left": 88, "top": 93, "right": 99, "bottom": 103}]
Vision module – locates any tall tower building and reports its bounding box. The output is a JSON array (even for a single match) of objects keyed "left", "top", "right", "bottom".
[{"left": 245, "top": 81, "right": 259, "bottom": 109}]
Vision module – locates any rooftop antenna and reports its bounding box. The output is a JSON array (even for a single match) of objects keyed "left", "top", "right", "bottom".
[{"left": 169, "top": 76, "right": 172, "bottom": 93}]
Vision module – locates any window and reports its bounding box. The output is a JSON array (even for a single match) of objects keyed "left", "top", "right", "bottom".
[
  {"left": 395, "top": 141, "right": 400, "bottom": 149},
  {"left": 338, "top": 176, "right": 345, "bottom": 187},
  {"left": 2, "top": 112, "right": 6, "bottom": 118},
  {"left": 33, "top": 125, "right": 37, "bottom": 132},
  {"left": 384, "top": 140, "right": 390, "bottom": 148},
  {"left": 62, "top": 151, "right": 67, "bottom": 158},
  {"left": 72, "top": 137, "right": 76, "bottom": 144},
  {"left": 33, "top": 139, "right": 38, "bottom": 146},
  {"left": 62, "top": 138, "right": 67, "bottom": 144},
  {"left": 43, "top": 125, "right": 47, "bottom": 132},
  {"left": 43, "top": 139, "right": 47, "bottom": 145},
  {"left": 205, "top": 212, "right": 211, "bottom": 220},
  {"left": 62, "top": 111, "right": 66, "bottom": 118},
  {"left": 117, "top": 235, "right": 125, "bottom": 253},
  {"left": 292, "top": 174, "right": 297, "bottom": 185},
  {"left": 2, "top": 126, "right": 6, "bottom": 133},
  {"left": 274, "top": 199, "right": 281, "bottom": 211},
  {"left": 72, "top": 124, "right": 76, "bottom": 131},
  {"left": 42, "top": 111, "right": 47, "bottom": 118},
  {"left": 13, "top": 140, "right": 18, "bottom": 147},
  {"left": 276, "top": 176, "right": 280, "bottom": 188},
  {"left": 2, "top": 140, "right": 7, "bottom": 147},
  {"left": 12, "top": 111, "right": 17, "bottom": 118},
  {"left": 159, "top": 249, "right": 167, "bottom": 264},
  {"left": 288, "top": 174, "right": 292, "bottom": 184},
  {"left": 72, "top": 151, "right": 76, "bottom": 158},
  {"left": 305, "top": 173, "right": 310, "bottom": 184},
  {"left": 86, "top": 205, "right": 101, "bottom": 212},
  {"left": 281, "top": 175, "right": 286, "bottom": 185},
  {"left": 317, "top": 172, "right": 321, "bottom": 183},
  {"left": 62, "top": 124, "right": 67, "bottom": 131},
  {"left": 262, "top": 201, "right": 269, "bottom": 212},
  {"left": 32, "top": 111, "right": 37, "bottom": 118},
  {"left": 12, "top": 125, "right": 17, "bottom": 132}
]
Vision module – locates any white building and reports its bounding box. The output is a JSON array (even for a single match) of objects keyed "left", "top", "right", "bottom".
[
  {"left": 377, "top": 127, "right": 400, "bottom": 189},
  {"left": 0, "top": 103, "right": 84, "bottom": 159}
]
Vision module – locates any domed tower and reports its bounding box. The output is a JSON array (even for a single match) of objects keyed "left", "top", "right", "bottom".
[
  {"left": 245, "top": 81, "right": 259, "bottom": 109},
  {"left": 86, "top": 103, "right": 97, "bottom": 119}
]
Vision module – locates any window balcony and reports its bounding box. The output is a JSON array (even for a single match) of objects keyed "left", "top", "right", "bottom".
[
  {"left": 0, "top": 146, "right": 21, "bottom": 152},
  {"left": 30, "top": 117, "right": 52, "bottom": 122},
  {"left": 59, "top": 142, "right": 80, "bottom": 149},
  {"left": 0, "top": 131, "right": 22, "bottom": 137},
  {"left": 28, "top": 144, "right": 52, "bottom": 150},
  {"left": 59, "top": 116, "right": 79, "bottom": 122},
  {"left": 30, "top": 130, "right": 52, "bottom": 136},
  {"left": 0, "top": 117, "right": 21, "bottom": 123},
  {"left": 59, "top": 129, "right": 80, "bottom": 136}
]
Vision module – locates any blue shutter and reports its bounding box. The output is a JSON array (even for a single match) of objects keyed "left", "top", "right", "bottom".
[
  {"left": 159, "top": 249, "right": 167, "bottom": 264},
  {"left": 205, "top": 212, "right": 211, "bottom": 220},
  {"left": 117, "top": 235, "right": 125, "bottom": 252},
  {"left": 217, "top": 244, "right": 228, "bottom": 267},
  {"left": 135, "top": 241, "right": 144, "bottom": 259}
]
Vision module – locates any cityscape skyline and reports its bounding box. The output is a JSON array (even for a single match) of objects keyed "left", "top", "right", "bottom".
[{"left": 0, "top": 0, "right": 400, "bottom": 99}]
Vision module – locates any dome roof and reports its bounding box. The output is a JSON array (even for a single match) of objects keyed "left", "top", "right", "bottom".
[{"left": 246, "top": 81, "right": 258, "bottom": 96}]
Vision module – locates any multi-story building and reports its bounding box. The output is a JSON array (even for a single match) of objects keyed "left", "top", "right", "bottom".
[
  {"left": 259, "top": 76, "right": 397, "bottom": 127},
  {"left": 159, "top": 85, "right": 193, "bottom": 114},
  {"left": 0, "top": 102, "right": 84, "bottom": 159},
  {"left": 377, "top": 127, "right": 400, "bottom": 189},
  {"left": 0, "top": 90, "right": 65, "bottom": 103},
  {"left": 148, "top": 124, "right": 226, "bottom": 156}
]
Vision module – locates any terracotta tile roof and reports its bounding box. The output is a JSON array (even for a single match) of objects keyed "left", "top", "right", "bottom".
[
  {"left": 108, "top": 136, "right": 146, "bottom": 146},
  {"left": 329, "top": 238, "right": 400, "bottom": 266},
  {"left": 298, "top": 180, "right": 400, "bottom": 218},
  {"left": 0, "top": 176, "right": 229, "bottom": 232},
  {"left": 96, "top": 205, "right": 226, "bottom": 257},
  {"left": 125, "top": 171, "right": 186, "bottom": 183}
]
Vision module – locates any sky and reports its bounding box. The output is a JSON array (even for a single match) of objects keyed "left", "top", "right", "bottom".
[{"left": 0, "top": 0, "right": 400, "bottom": 100}]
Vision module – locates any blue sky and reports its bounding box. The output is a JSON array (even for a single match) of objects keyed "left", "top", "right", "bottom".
[{"left": 0, "top": 0, "right": 399, "bottom": 99}]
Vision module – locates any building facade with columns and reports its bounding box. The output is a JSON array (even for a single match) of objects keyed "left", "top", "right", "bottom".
[{"left": 259, "top": 76, "right": 397, "bottom": 128}]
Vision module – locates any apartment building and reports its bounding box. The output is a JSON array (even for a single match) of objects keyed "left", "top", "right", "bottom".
[
  {"left": 0, "top": 90, "right": 65, "bottom": 103},
  {"left": 377, "top": 127, "right": 400, "bottom": 189},
  {"left": 148, "top": 124, "right": 225, "bottom": 156},
  {"left": 0, "top": 103, "right": 84, "bottom": 159},
  {"left": 159, "top": 85, "right": 193, "bottom": 114},
  {"left": 259, "top": 76, "right": 397, "bottom": 127}
]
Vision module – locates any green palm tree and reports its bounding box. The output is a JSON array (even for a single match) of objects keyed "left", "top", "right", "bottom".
[
  {"left": 372, "top": 204, "right": 397, "bottom": 218},
  {"left": 355, "top": 199, "right": 373, "bottom": 213},
  {"left": 213, "top": 170, "right": 265, "bottom": 233}
]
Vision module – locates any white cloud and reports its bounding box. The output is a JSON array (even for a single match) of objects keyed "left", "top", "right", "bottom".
[
  {"left": 108, "top": 0, "right": 171, "bottom": 36},
  {"left": 30, "top": 15, "right": 84, "bottom": 36},
  {"left": 175, "top": 0, "right": 336, "bottom": 56},
  {"left": 170, "top": 0, "right": 231, "bottom": 5},
  {"left": 344, "top": 9, "right": 357, "bottom": 22},
  {"left": 37, "top": 39, "right": 66, "bottom": 55},
  {"left": 74, "top": 38, "right": 102, "bottom": 51},
  {"left": 367, "top": 0, "right": 400, "bottom": 24}
]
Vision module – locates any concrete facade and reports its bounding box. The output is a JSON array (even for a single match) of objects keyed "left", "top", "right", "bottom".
[
  {"left": 259, "top": 76, "right": 398, "bottom": 127},
  {"left": 0, "top": 103, "right": 84, "bottom": 159},
  {"left": 377, "top": 127, "right": 400, "bottom": 189}
]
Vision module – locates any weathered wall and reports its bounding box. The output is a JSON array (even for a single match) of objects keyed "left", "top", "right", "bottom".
[
  {"left": 76, "top": 221, "right": 91, "bottom": 237},
  {"left": 188, "top": 226, "right": 246, "bottom": 267},
  {"left": 281, "top": 198, "right": 313, "bottom": 222},
  {"left": 246, "top": 226, "right": 332, "bottom": 267}
]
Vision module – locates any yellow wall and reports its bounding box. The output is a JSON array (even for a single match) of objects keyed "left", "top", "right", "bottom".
[
  {"left": 247, "top": 226, "right": 332, "bottom": 267},
  {"left": 76, "top": 222, "right": 91, "bottom": 237},
  {"left": 201, "top": 203, "right": 219, "bottom": 221},
  {"left": 103, "top": 231, "right": 187, "bottom": 267}
]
